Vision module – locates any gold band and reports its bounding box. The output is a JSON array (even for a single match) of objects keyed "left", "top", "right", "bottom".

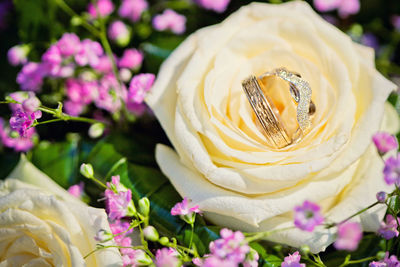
[{"left": 242, "top": 68, "right": 314, "bottom": 149}]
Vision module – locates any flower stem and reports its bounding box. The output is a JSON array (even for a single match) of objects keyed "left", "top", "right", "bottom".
[
  {"left": 84, "top": 245, "right": 145, "bottom": 259},
  {"left": 244, "top": 226, "right": 295, "bottom": 243},
  {"left": 338, "top": 256, "right": 376, "bottom": 267}
]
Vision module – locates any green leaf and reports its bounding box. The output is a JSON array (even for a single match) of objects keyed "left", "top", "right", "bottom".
[
  {"left": 262, "top": 254, "right": 282, "bottom": 267},
  {"left": 388, "top": 196, "right": 400, "bottom": 215}
]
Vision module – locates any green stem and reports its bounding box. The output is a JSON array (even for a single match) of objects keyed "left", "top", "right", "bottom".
[
  {"left": 54, "top": 0, "right": 101, "bottom": 37},
  {"left": 84, "top": 245, "right": 145, "bottom": 259},
  {"left": 326, "top": 201, "right": 380, "bottom": 228},
  {"left": 89, "top": 176, "right": 108, "bottom": 189},
  {"left": 339, "top": 256, "right": 376, "bottom": 267},
  {"left": 188, "top": 223, "right": 194, "bottom": 252}
]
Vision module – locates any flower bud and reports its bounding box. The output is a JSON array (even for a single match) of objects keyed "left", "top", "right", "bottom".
[
  {"left": 376, "top": 191, "right": 387, "bottom": 203},
  {"left": 138, "top": 197, "right": 150, "bottom": 217},
  {"left": 300, "top": 245, "right": 310, "bottom": 255},
  {"left": 89, "top": 123, "right": 105, "bottom": 138},
  {"left": 159, "top": 236, "right": 169, "bottom": 246},
  {"left": 143, "top": 226, "right": 159, "bottom": 241},
  {"left": 135, "top": 250, "right": 153, "bottom": 265},
  {"left": 376, "top": 251, "right": 386, "bottom": 260},
  {"left": 80, "top": 163, "right": 94, "bottom": 178},
  {"left": 94, "top": 229, "right": 113, "bottom": 242}
]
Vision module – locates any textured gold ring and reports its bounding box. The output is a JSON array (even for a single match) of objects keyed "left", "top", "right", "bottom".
[{"left": 242, "top": 68, "right": 314, "bottom": 149}]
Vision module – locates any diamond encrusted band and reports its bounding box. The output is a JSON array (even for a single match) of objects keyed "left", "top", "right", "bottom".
[{"left": 242, "top": 68, "right": 314, "bottom": 148}]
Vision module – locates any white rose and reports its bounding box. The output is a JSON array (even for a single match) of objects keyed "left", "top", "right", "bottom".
[
  {"left": 0, "top": 156, "right": 122, "bottom": 266},
  {"left": 146, "top": 1, "right": 400, "bottom": 252}
]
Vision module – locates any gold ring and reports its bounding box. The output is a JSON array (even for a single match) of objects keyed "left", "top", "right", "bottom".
[{"left": 242, "top": 68, "right": 314, "bottom": 148}]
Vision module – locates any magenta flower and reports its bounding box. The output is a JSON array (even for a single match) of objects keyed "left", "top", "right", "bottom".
[
  {"left": 376, "top": 191, "right": 387, "bottom": 203},
  {"left": 383, "top": 154, "right": 400, "bottom": 186},
  {"left": 118, "top": 48, "right": 143, "bottom": 70},
  {"left": 65, "top": 79, "right": 96, "bottom": 105},
  {"left": 93, "top": 55, "right": 113, "bottom": 74},
  {"left": 9, "top": 109, "right": 41, "bottom": 137},
  {"left": 0, "top": 119, "right": 35, "bottom": 152},
  {"left": 64, "top": 101, "right": 85, "bottom": 116},
  {"left": 196, "top": 0, "right": 231, "bottom": 13},
  {"left": 373, "top": 132, "right": 398, "bottom": 155},
  {"left": 152, "top": 9, "right": 186, "bottom": 35},
  {"left": 108, "top": 21, "right": 130, "bottom": 47},
  {"left": 67, "top": 182, "right": 85, "bottom": 198},
  {"left": 155, "top": 248, "right": 180, "bottom": 267},
  {"left": 313, "top": 0, "right": 360, "bottom": 18},
  {"left": 171, "top": 197, "right": 201, "bottom": 224},
  {"left": 127, "top": 73, "right": 155, "bottom": 104},
  {"left": 281, "top": 251, "right": 305, "bottom": 267},
  {"left": 203, "top": 256, "right": 237, "bottom": 267},
  {"left": 209, "top": 228, "right": 250, "bottom": 264},
  {"left": 369, "top": 252, "right": 400, "bottom": 267},
  {"left": 294, "top": 200, "right": 324, "bottom": 232},
  {"left": 41, "top": 44, "right": 63, "bottom": 77},
  {"left": 118, "top": 0, "right": 148, "bottom": 22},
  {"left": 378, "top": 215, "right": 399, "bottom": 240},
  {"left": 333, "top": 222, "right": 362, "bottom": 251},
  {"left": 392, "top": 15, "right": 400, "bottom": 30},
  {"left": 75, "top": 39, "right": 104, "bottom": 67},
  {"left": 56, "top": 33, "right": 81, "bottom": 57},
  {"left": 88, "top": 0, "right": 114, "bottom": 18},
  {"left": 16, "top": 62, "right": 44, "bottom": 91},
  {"left": 95, "top": 74, "right": 125, "bottom": 113},
  {"left": 105, "top": 175, "right": 136, "bottom": 220},
  {"left": 9, "top": 91, "right": 40, "bottom": 113},
  {"left": 7, "top": 45, "right": 29, "bottom": 66}
]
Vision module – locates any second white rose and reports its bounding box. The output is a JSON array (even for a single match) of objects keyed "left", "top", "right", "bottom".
[{"left": 146, "top": 2, "right": 399, "bottom": 252}]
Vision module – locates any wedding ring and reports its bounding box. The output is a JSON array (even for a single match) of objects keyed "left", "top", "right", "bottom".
[{"left": 242, "top": 68, "right": 314, "bottom": 148}]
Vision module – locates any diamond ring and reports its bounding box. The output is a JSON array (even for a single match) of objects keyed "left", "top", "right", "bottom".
[{"left": 242, "top": 68, "right": 315, "bottom": 149}]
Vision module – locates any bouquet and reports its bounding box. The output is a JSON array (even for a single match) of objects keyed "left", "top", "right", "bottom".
[{"left": 1, "top": 0, "right": 400, "bottom": 266}]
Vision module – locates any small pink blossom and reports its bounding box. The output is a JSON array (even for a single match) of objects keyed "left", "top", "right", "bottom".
[
  {"left": 67, "top": 182, "right": 85, "bottom": 198},
  {"left": 10, "top": 109, "right": 41, "bottom": 137},
  {"left": 294, "top": 200, "right": 324, "bottom": 232},
  {"left": 7, "top": 45, "right": 29, "bottom": 66},
  {"left": 313, "top": 0, "right": 360, "bottom": 18},
  {"left": 105, "top": 175, "right": 135, "bottom": 220},
  {"left": 378, "top": 215, "right": 399, "bottom": 240},
  {"left": 281, "top": 251, "right": 305, "bottom": 267},
  {"left": 118, "top": 49, "right": 143, "bottom": 70},
  {"left": 93, "top": 56, "right": 113, "bottom": 74},
  {"left": 75, "top": 39, "right": 104, "bottom": 67},
  {"left": 196, "top": 0, "right": 231, "bottom": 13},
  {"left": 64, "top": 101, "right": 85, "bottom": 116},
  {"left": 16, "top": 62, "right": 44, "bottom": 91},
  {"left": 370, "top": 252, "right": 400, "bottom": 267},
  {"left": 56, "top": 33, "right": 81, "bottom": 57},
  {"left": 373, "top": 132, "right": 398, "bottom": 155},
  {"left": 376, "top": 191, "right": 387, "bottom": 203},
  {"left": 153, "top": 9, "right": 186, "bottom": 35},
  {"left": 65, "top": 79, "right": 95, "bottom": 104},
  {"left": 127, "top": 73, "right": 155, "bottom": 104},
  {"left": 383, "top": 153, "right": 400, "bottom": 186},
  {"left": 108, "top": 21, "right": 130, "bottom": 46},
  {"left": 88, "top": 0, "right": 114, "bottom": 18},
  {"left": 203, "top": 256, "right": 237, "bottom": 267},
  {"left": 209, "top": 228, "right": 249, "bottom": 264},
  {"left": 155, "top": 248, "right": 180, "bottom": 267},
  {"left": 41, "top": 45, "right": 63, "bottom": 77},
  {"left": 9, "top": 91, "right": 40, "bottom": 113},
  {"left": 95, "top": 74, "right": 125, "bottom": 113},
  {"left": 0, "top": 119, "right": 35, "bottom": 152},
  {"left": 171, "top": 197, "right": 201, "bottom": 216},
  {"left": 119, "top": 0, "right": 148, "bottom": 22},
  {"left": 334, "top": 222, "right": 362, "bottom": 251}
]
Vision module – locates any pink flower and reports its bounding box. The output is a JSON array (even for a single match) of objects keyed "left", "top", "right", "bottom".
[
  {"left": 392, "top": 15, "right": 400, "bottom": 30},
  {"left": 334, "top": 222, "right": 362, "bottom": 251},
  {"left": 203, "top": 256, "right": 237, "bottom": 267},
  {"left": 9, "top": 109, "right": 41, "bottom": 137},
  {"left": 16, "top": 62, "right": 44, "bottom": 91},
  {"left": 152, "top": 9, "right": 186, "bottom": 35},
  {"left": 7, "top": 45, "right": 29, "bottom": 66},
  {"left": 118, "top": 0, "right": 148, "bottom": 22},
  {"left": 105, "top": 175, "right": 135, "bottom": 220},
  {"left": 313, "top": 0, "right": 360, "bottom": 18},
  {"left": 95, "top": 74, "right": 125, "bottom": 113},
  {"left": 65, "top": 79, "right": 96, "bottom": 104},
  {"left": 196, "top": 0, "right": 230, "bottom": 13},
  {"left": 67, "top": 182, "right": 85, "bottom": 198},
  {"left": 118, "top": 49, "right": 143, "bottom": 70},
  {"left": 373, "top": 132, "right": 398, "bottom": 155},
  {"left": 9, "top": 91, "right": 40, "bottom": 113},
  {"left": 64, "top": 101, "right": 85, "bottom": 116},
  {"left": 108, "top": 21, "right": 130, "bottom": 46},
  {"left": 209, "top": 228, "right": 249, "bottom": 264},
  {"left": 378, "top": 215, "right": 399, "bottom": 240},
  {"left": 383, "top": 153, "right": 400, "bottom": 186},
  {"left": 155, "top": 248, "right": 180, "bottom": 267},
  {"left": 0, "top": 119, "right": 36, "bottom": 152},
  {"left": 93, "top": 55, "right": 113, "bottom": 74},
  {"left": 281, "top": 251, "right": 305, "bottom": 267},
  {"left": 56, "top": 33, "right": 81, "bottom": 57},
  {"left": 171, "top": 197, "right": 201, "bottom": 219},
  {"left": 41, "top": 45, "right": 63, "bottom": 77},
  {"left": 88, "top": 0, "right": 114, "bottom": 18},
  {"left": 369, "top": 252, "right": 400, "bottom": 267},
  {"left": 376, "top": 191, "right": 387, "bottom": 203},
  {"left": 294, "top": 200, "right": 324, "bottom": 232},
  {"left": 75, "top": 39, "right": 104, "bottom": 67},
  {"left": 127, "top": 73, "right": 155, "bottom": 104}
]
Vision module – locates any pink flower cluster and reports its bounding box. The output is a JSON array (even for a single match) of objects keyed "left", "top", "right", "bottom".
[
  {"left": 119, "top": 0, "right": 148, "bottom": 22},
  {"left": 281, "top": 251, "right": 305, "bottom": 267},
  {"left": 105, "top": 176, "right": 136, "bottom": 220},
  {"left": 108, "top": 21, "right": 130, "bottom": 47},
  {"left": 378, "top": 215, "right": 399, "bottom": 240},
  {"left": 196, "top": 0, "right": 230, "bottom": 13},
  {"left": 0, "top": 118, "right": 36, "bottom": 152},
  {"left": 333, "top": 222, "right": 362, "bottom": 251},
  {"left": 171, "top": 197, "right": 201, "bottom": 224},
  {"left": 313, "top": 0, "right": 360, "bottom": 18},
  {"left": 383, "top": 153, "right": 400, "bottom": 186},
  {"left": 369, "top": 252, "right": 400, "bottom": 267},
  {"left": 88, "top": 0, "right": 114, "bottom": 18},
  {"left": 153, "top": 9, "right": 186, "bottom": 35},
  {"left": 373, "top": 132, "right": 398, "bottom": 155},
  {"left": 155, "top": 248, "right": 180, "bottom": 267},
  {"left": 194, "top": 228, "right": 258, "bottom": 267},
  {"left": 294, "top": 200, "right": 324, "bottom": 232}
]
